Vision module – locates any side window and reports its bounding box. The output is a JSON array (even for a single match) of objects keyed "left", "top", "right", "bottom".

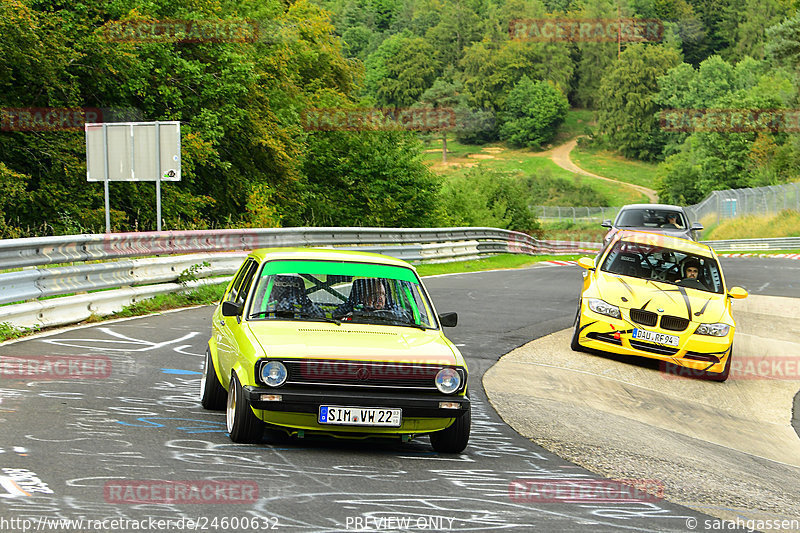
[
  {"left": 225, "top": 259, "right": 257, "bottom": 304},
  {"left": 237, "top": 261, "right": 258, "bottom": 304}
]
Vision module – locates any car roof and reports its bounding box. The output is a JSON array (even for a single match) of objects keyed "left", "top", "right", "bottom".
[
  {"left": 614, "top": 230, "right": 714, "bottom": 257},
  {"left": 246, "top": 247, "right": 417, "bottom": 270},
  {"left": 618, "top": 203, "right": 686, "bottom": 211}
]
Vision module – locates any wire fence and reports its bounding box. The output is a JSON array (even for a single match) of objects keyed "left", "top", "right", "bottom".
[
  {"left": 684, "top": 183, "right": 800, "bottom": 224},
  {"left": 533, "top": 182, "right": 800, "bottom": 224}
]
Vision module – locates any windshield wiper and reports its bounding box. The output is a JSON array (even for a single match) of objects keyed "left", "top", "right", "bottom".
[
  {"left": 249, "top": 309, "right": 341, "bottom": 325},
  {"left": 343, "top": 311, "right": 427, "bottom": 330}
]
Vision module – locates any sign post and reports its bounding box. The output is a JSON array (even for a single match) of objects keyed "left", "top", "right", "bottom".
[{"left": 85, "top": 121, "right": 181, "bottom": 233}]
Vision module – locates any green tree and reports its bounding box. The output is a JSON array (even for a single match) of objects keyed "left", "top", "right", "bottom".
[
  {"left": 439, "top": 167, "right": 542, "bottom": 235},
  {"left": 499, "top": 76, "right": 569, "bottom": 148},
  {"left": 766, "top": 12, "right": 800, "bottom": 68},
  {"left": 376, "top": 36, "right": 442, "bottom": 107},
  {"left": 416, "top": 79, "right": 462, "bottom": 162},
  {"left": 298, "top": 129, "right": 442, "bottom": 227},
  {"left": 596, "top": 43, "right": 681, "bottom": 160},
  {"left": 459, "top": 39, "right": 574, "bottom": 111}
]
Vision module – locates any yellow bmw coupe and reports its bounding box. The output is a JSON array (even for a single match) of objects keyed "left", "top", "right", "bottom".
[
  {"left": 572, "top": 231, "right": 748, "bottom": 381},
  {"left": 201, "top": 248, "right": 470, "bottom": 452}
]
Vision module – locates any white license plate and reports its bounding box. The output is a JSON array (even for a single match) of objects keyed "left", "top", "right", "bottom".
[
  {"left": 632, "top": 328, "right": 679, "bottom": 347},
  {"left": 318, "top": 406, "right": 402, "bottom": 427}
]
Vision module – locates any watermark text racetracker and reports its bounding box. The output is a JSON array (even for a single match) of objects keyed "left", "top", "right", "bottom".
[
  {"left": 102, "top": 19, "right": 260, "bottom": 43},
  {"left": 0, "top": 355, "right": 111, "bottom": 380},
  {"left": 104, "top": 480, "right": 258, "bottom": 504},
  {"left": 302, "top": 107, "right": 456, "bottom": 132},
  {"left": 509, "top": 18, "right": 663, "bottom": 42},
  {"left": 508, "top": 478, "right": 664, "bottom": 503},
  {"left": 662, "top": 356, "right": 800, "bottom": 380},
  {"left": 0, "top": 516, "right": 279, "bottom": 532},
  {"left": 660, "top": 108, "right": 800, "bottom": 133}
]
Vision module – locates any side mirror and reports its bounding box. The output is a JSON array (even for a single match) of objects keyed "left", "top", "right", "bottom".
[
  {"left": 577, "top": 257, "right": 595, "bottom": 270},
  {"left": 728, "top": 287, "right": 748, "bottom": 299},
  {"left": 221, "top": 300, "right": 244, "bottom": 317},
  {"left": 690, "top": 222, "right": 704, "bottom": 231},
  {"left": 439, "top": 312, "right": 458, "bottom": 327},
  {"left": 600, "top": 220, "right": 613, "bottom": 229}
]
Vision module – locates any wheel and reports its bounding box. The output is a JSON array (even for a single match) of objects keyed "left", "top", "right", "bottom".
[
  {"left": 705, "top": 346, "right": 732, "bottom": 382},
  {"left": 226, "top": 373, "right": 264, "bottom": 443},
  {"left": 200, "top": 348, "right": 226, "bottom": 410},
  {"left": 570, "top": 304, "right": 585, "bottom": 352},
  {"left": 430, "top": 401, "right": 470, "bottom": 454}
]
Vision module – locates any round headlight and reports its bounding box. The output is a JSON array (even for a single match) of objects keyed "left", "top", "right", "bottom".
[
  {"left": 435, "top": 368, "right": 461, "bottom": 394},
  {"left": 260, "top": 361, "right": 287, "bottom": 387}
]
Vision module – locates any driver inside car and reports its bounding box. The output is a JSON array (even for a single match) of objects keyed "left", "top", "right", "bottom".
[
  {"left": 677, "top": 258, "right": 707, "bottom": 290},
  {"left": 364, "top": 278, "right": 388, "bottom": 310},
  {"left": 334, "top": 278, "right": 410, "bottom": 321}
]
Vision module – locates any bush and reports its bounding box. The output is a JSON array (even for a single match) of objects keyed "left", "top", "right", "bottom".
[{"left": 499, "top": 77, "right": 569, "bottom": 149}]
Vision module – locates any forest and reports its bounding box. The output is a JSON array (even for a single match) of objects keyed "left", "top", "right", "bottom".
[{"left": 1, "top": 0, "right": 798, "bottom": 237}]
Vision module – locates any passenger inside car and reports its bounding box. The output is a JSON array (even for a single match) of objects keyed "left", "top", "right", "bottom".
[{"left": 268, "top": 275, "right": 324, "bottom": 317}]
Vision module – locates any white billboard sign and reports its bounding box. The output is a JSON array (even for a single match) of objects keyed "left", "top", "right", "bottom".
[{"left": 85, "top": 121, "right": 180, "bottom": 182}]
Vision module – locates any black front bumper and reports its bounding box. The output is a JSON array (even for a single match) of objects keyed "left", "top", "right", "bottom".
[{"left": 242, "top": 385, "right": 470, "bottom": 418}]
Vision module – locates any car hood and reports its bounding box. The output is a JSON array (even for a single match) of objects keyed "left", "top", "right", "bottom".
[
  {"left": 245, "top": 321, "right": 460, "bottom": 365},
  {"left": 595, "top": 272, "right": 727, "bottom": 323}
]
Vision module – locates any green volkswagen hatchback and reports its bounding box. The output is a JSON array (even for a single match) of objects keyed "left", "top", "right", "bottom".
[{"left": 201, "top": 248, "right": 470, "bottom": 453}]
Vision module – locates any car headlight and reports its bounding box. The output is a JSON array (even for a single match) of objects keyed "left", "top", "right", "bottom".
[
  {"left": 435, "top": 368, "right": 462, "bottom": 394},
  {"left": 587, "top": 298, "right": 621, "bottom": 319},
  {"left": 695, "top": 323, "right": 730, "bottom": 337},
  {"left": 260, "top": 361, "right": 288, "bottom": 387}
]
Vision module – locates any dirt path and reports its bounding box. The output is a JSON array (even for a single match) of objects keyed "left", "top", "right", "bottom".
[{"left": 551, "top": 138, "right": 658, "bottom": 202}]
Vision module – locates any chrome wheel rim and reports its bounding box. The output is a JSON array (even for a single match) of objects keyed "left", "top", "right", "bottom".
[
  {"left": 226, "top": 380, "right": 236, "bottom": 433},
  {"left": 199, "top": 352, "right": 209, "bottom": 401}
]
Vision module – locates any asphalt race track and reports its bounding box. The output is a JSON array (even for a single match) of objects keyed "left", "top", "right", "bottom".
[{"left": 0, "top": 257, "right": 796, "bottom": 532}]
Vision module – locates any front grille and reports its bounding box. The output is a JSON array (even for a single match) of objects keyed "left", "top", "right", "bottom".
[
  {"left": 276, "top": 360, "right": 447, "bottom": 390},
  {"left": 630, "top": 309, "right": 657, "bottom": 327},
  {"left": 629, "top": 340, "right": 679, "bottom": 356},
  {"left": 660, "top": 315, "right": 690, "bottom": 331},
  {"left": 587, "top": 332, "right": 622, "bottom": 346}
]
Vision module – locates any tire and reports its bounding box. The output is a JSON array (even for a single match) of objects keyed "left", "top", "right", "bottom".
[
  {"left": 200, "top": 348, "right": 226, "bottom": 410},
  {"left": 226, "top": 373, "right": 264, "bottom": 443},
  {"left": 570, "top": 304, "right": 585, "bottom": 352},
  {"left": 705, "top": 346, "right": 732, "bottom": 382},
  {"left": 430, "top": 402, "right": 471, "bottom": 454}
]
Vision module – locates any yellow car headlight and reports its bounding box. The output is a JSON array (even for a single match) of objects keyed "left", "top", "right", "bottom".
[
  {"left": 587, "top": 298, "right": 621, "bottom": 319},
  {"left": 695, "top": 323, "right": 730, "bottom": 337}
]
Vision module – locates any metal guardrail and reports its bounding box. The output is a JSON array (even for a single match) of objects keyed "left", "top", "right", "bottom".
[
  {"left": 0, "top": 227, "right": 538, "bottom": 270},
  {"left": 0, "top": 227, "right": 600, "bottom": 331},
  {"left": 702, "top": 237, "right": 800, "bottom": 252}
]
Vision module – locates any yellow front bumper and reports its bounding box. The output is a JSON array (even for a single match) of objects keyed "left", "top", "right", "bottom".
[{"left": 576, "top": 307, "right": 733, "bottom": 374}]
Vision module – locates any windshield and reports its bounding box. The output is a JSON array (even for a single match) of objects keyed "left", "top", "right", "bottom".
[
  {"left": 247, "top": 260, "right": 437, "bottom": 329},
  {"left": 616, "top": 209, "right": 687, "bottom": 229},
  {"left": 600, "top": 239, "right": 723, "bottom": 294}
]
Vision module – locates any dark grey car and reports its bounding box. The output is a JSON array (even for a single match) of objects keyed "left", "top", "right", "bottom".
[{"left": 601, "top": 204, "right": 703, "bottom": 245}]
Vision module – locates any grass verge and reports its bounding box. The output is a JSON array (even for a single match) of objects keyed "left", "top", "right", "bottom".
[
  {"left": 704, "top": 210, "right": 800, "bottom": 240},
  {"left": 571, "top": 145, "right": 660, "bottom": 190}
]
